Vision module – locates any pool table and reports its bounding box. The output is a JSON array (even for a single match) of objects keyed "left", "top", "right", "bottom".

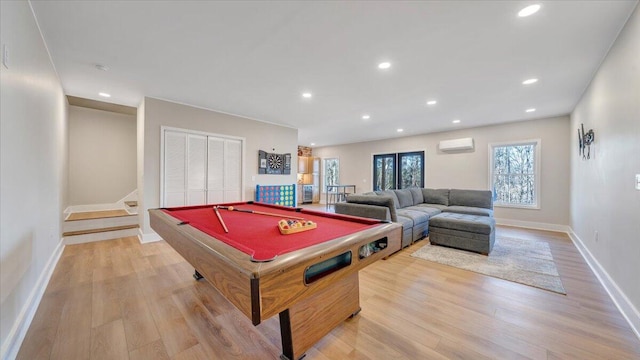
[{"left": 149, "top": 201, "right": 402, "bottom": 360}]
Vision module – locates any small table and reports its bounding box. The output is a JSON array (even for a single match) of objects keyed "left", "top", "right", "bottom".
[
  {"left": 149, "top": 201, "right": 401, "bottom": 360},
  {"left": 325, "top": 184, "right": 356, "bottom": 210}
]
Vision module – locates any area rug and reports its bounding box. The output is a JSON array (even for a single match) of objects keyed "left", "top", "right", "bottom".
[{"left": 411, "top": 237, "right": 566, "bottom": 294}]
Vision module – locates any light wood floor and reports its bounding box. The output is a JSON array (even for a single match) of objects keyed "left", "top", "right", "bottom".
[{"left": 17, "top": 226, "right": 640, "bottom": 359}]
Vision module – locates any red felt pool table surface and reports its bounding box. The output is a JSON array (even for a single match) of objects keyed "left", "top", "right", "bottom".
[{"left": 162, "top": 202, "right": 381, "bottom": 262}]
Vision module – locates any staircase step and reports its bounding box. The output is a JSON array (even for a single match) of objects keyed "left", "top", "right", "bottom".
[
  {"left": 63, "top": 211, "right": 138, "bottom": 235},
  {"left": 63, "top": 224, "right": 139, "bottom": 237},
  {"left": 66, "top": 210, "right": 132, "bottom": 221},
  {"left": 63, "top": 226, "right": 140, "bottom": 245},
  {"left": 125, "top": 201, "right": 138, "bottom": 207}
]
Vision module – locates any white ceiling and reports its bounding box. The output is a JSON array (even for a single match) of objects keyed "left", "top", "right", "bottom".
[{"left": 30, "top": 1, "right": 637, "bottom": 147}]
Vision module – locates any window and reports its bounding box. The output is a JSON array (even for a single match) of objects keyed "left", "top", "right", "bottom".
[
  {"left": 373, "top": 153, "right": 396, "bottom": 190},
  {"left": 373, "top": 151, "right": 424, "bottom": 191},
  {"left": 489, "top": 140, "right": 540, "bottom": 208},
  {"left": 323, "top": 158, "right": 339, "bottom": 188},
  {"left": 398, "top": 151, "right": 424, "bottom": 189}
]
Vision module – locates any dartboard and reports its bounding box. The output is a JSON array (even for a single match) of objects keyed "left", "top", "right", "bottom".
[{"left": 268, "top": 153, "right": 282, "bottom": 170}]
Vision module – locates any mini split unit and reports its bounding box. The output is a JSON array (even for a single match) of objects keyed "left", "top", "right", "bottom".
[{"left": 438, "top": 137, "right": 474, "bottom": 152}]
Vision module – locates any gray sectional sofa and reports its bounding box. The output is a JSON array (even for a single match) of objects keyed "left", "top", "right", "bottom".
[{"left": 334, "top": 188, "right": 495, "bottom": 253}]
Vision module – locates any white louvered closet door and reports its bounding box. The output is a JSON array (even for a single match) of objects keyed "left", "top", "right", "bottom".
[
  {"left": 223, "top": 139, "right": 242, "bottom": 201},
  {"left": 163, "top": 131, "right": 187, "bottom": 207},
  {"left": 187, "top": 134, "right": 207, "bottom": 205},
  {"left": 207, "top": 137, "right": 243, "bottom": 203},
  {"left": 163, "top": 128, "right": 243, "bottom": 207},
  {"left": 207, "top": 137, "right": 225, "bottom": 203}
]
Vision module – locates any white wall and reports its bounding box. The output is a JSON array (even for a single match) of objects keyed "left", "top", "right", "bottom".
[
  {"left": 138, "top": 97, "right": 298, "bottom": 238},
  {"left": 570, "top": 4, "right": 640, "bottom": 332},
  {"left": 0, "top": 1, "right": 68, "bottom": 357},
  {"left": 69, "top": 106, "right": 136, "bottom": 205},
  {"left": 314, "top": 116, "right": 571, "bottom": 228}
]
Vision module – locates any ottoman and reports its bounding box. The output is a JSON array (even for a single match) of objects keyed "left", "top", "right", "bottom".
[{"left": 428, "top": 212, "right": 495, "bottom": 255}]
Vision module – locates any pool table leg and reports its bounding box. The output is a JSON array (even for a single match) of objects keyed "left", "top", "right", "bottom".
[
  {"left": 349, "top": 307, "right": 361, "bottom": 318},
  {"left": 193, "top": 269, "right": 204, "bottom": 281},
  {"left": 278, "top": 273, "right": 361, "bottom": 360}
]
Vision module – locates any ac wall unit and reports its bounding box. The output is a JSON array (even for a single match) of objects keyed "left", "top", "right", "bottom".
[{"left": 439, "top": 137, "right": 474, "bottom": 151}]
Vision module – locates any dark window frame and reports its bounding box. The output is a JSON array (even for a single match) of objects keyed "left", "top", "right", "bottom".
[{"left": 373, "top": 151, "right": 425, "bottom": 191}]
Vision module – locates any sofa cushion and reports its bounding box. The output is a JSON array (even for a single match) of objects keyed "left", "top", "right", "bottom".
[
  {"left": 408, "top": 187, "right": 424, "bottom": 205},
  {"left": 416, "top": 203, "right": 448, "bottom": 211},
  {"left": 346, "top": 194, "right": 398, "bottom": 221},
  {"left": 405, "top": 205, "right": 442, "bottom": 217},
  {"left": 394, "top": 189, "right": 414, "bottom": 208},
  {"left": 396, "top": 209, "right": 429, "bottom": 226},
  {"left": 422, "top": 188, "right": 450, "bottom": 206},
  {"left": 448, "top": 189, "right": 492, "bottom": 209},
  {"left": 395, "top": 214, "right": 415, "bottom": 228},
  {"left": 376, "top": 190, "right": 400, "bottom": 209},
  {"left": 444, "top": 206, "right": 494, "bottom": 217},
  {"left": 429, "top": 212, "right": 495, "bottom": 235},
  {"left": 395, "top": 215, "right": 415, "bottom": 248}
]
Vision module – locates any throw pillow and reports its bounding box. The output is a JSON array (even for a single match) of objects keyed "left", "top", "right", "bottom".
[
  {"left": 422, "top": 188, "right": 450, "bottom": 206},
  {"left": 408, "top": 187, "right": 424, "bottom": 205},
  {"left": 394, "top": 189, "right": 414, "bottom": 208}
]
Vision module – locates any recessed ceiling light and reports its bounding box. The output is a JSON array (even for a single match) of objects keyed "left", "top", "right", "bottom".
[
  {"left": 426, "top": 100, "right": 437, "bottom": 106},
  {"left": 310, "top": 143, "right": 316, "bottom": 146},
  {"left": 522, "top": 78, "right": 538, "bottom": 85},
  {"left": 302, "top": 92, "right": 312, "bottom": 98},
  {"left": 452, "top": 119, "right": 461, "bottom": 124},
  {"left": 362, "top": 114, "right": 370, "bottom": 120},
  {"left": 526, "top": 108, "right": 536, "bottom": 113},
  {"left": 518, "top": 4, "right": 541, "bottom": 17},
  {"left": 397, "top": 128, "right": 403, "bottom": 132},
  {"left": 378, "top": 62, "right": 391, "bottom": 70},
  {"left": 98, "top": 92, "right": 111, "bottom": 98}
]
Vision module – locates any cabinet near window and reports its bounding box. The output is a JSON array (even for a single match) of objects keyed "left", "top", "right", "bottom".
[
  {"left": 298, "top": 156, "right": 311, "bottom": 174},
  {"left": 297, "top": 156, "right": 321, "bottom": 204}
]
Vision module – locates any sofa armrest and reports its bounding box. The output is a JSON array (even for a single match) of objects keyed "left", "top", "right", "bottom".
[
  {"left": 334, "top": 203, "right": 392, "bottom": 222},
  {"left": 346, "top": 195, "right": 398, "bottom": 221}
]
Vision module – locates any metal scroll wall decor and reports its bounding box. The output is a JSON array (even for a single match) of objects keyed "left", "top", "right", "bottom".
[
  {"left": 258, "top": 149, "right": 291, "bottom": 174},
  {"left": 578, "top": 123, "right": 595, "bottom": 160}
]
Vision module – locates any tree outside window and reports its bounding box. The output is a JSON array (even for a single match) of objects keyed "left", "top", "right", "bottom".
[
  {"left": 490, "top": 140, "right": 540, "bottom": 208},
  {"left": 323, "top": 158, "right": 339, "bottom": 188},
  {"left": 373, "top": 154, "right": 396, "bottom": 190},
  {"left": 373, "top": 151, "right": 424, "bottom": 191},
  {"left": 398, "top": 151, "right": 424, "bottom": 189}
]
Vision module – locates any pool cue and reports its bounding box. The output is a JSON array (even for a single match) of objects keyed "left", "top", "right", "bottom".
[
  {"left": 213, "top": 206, "right": 229, "bottom": 233},
  {"left": 219, "top": 205, "right": 305, "bottom": 220}
]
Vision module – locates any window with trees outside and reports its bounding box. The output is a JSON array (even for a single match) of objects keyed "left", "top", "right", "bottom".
[
  {"left": 373, "top": 153, "right": 396, "bottom": 191},
  {"left": 398, "top": 151, "right": 425, "bottom": 189},
  {"left": 323, "top": 158, "right": 339, "bottom": 188},
  {"left": 489, "top": 140, "right": 540, "bottom": 208},
  {"left": 373, "top": 151, "right": 424, "bottom": 191}
]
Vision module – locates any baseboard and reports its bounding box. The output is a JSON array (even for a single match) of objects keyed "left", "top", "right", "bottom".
[
  {"left": 138, "top": 228, "right": 163, "bottom": 244},
  {"left": 1, "top": 239, "right": 65, "bottom": 360},
  {"left": 568, "top": 229, "right": 640, "bottom": 340},
  {"left": 494, "top": 218, "right": 570, "bottom": 233}
]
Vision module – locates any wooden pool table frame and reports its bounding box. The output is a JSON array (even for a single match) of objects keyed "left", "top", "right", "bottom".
[{"left": 149, "top": 207, "right": 402, "bottom": 360}]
